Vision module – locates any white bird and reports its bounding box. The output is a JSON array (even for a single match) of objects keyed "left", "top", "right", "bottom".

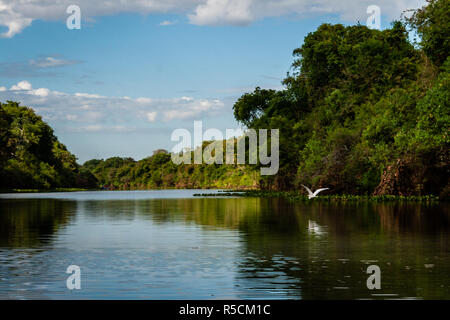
[{"left": 301, "top": 184, "right": 329, "bottom": 199}]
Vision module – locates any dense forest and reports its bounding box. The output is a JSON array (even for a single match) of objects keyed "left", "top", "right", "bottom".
[
  {"left": 231, "top": 0, "right": 449, "bottom": 196},
  {"left": 1, "top": 0, "right": 448, "bottom": 196},
  {"left": 0, "top": 101, "right": 97, "bottom": 190}
]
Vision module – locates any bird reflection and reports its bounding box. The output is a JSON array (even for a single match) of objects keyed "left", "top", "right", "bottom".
[{"left": 308, "top": 220, "right": 327, "bottom": 237}]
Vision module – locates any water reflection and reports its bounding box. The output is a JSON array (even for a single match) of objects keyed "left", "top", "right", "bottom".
[
  {"left": 0, "top": 192, "right": 449, "bottom": 299},
  {"left": 0, "top": 199, "right": 76, "bottom": 247}
]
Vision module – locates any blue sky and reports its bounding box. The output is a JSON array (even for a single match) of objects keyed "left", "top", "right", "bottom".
[{"left": 0, "top": 0, "right": 424, "bottom": 163}]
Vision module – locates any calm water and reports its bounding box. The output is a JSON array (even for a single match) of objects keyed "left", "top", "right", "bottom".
[{"left": 0, "top": 190, "right": 449, "bottom": 299}]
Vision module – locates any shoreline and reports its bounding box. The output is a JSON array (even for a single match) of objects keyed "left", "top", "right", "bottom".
[
  {"left": 1, "top": 188, "right": 446, "bottom": 202},
  {"left": 194, "top": 190, "right": 444, "bottom": 202}
]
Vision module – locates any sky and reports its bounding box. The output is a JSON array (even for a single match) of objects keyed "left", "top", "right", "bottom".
[{"left": 0, "top": 0, "right": 425, "bottom": 163}]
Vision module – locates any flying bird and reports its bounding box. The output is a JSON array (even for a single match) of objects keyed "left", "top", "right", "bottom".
[{"left": 301, "top": 185, "right": 329, "bottom": 199}]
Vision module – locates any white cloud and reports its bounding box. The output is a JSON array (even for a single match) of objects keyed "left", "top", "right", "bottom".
[
  {"left": 67, "top": 124, "right": 136, "bottom": 133},
  {"left": 163, "top": 99, "right": 224, "bottom": 120},
  {"left": 0, "top": 80, "right": 226, "bottom": 132},
  {"left": 0, "top": 55, "right": 81, "bottom": 78},
  {"left": 84, "top": 111, "right": 105, "bottom": 122},
  {"left": 10, "top": 80, "right": 32, "bottom": 90},
  {"left": 136, "top": 97, "right": 153, "bottom": 104},
  {"left": 29, "top": 56, "right": 79, "bottom": 68},
  {"left": 74, "top": 92, "right": 104, "bottom": 99},
  {"left": 33, "top": 87, "right": 49, "bottom": 96},
  {"left": 0, "top": 1, "right": 32, "bottom": 38},
  {"left": 81, "top": 124, "right": 103, "bottom": 132},
  {"left": 65, "top": 114, "right": 78, "bottom": 121},
  {"left": 146, "top": 111, "right": 157, "bottom": 122},
  {"left": 159, "top": 20, "right": 177, "bottom": 26},
  {"left": 0, "top": 0, "right": 198, "bottom": 37},
  {"left": 189, "top": 0, "right": 253, "bottom": 26},
  {"left": 0, "top": 0, "right": 426, "bottom": 37}
]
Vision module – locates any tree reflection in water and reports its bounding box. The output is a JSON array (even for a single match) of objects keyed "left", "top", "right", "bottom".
[{"left": 0, "top": 194, "right": 448, "bottom": 299}]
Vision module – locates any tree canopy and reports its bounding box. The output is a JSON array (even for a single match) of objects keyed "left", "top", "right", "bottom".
[
  {"left": 232, "top": 0, "right": 449, "bottom": 195},
  {"left": 0, "top": 101, "right": 97, "bottom": 190}
]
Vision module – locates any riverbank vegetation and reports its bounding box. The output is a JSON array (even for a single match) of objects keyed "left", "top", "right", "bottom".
[
  {"left": 0, "top": 101, "right": 97, "bottom": 190},
  {"left": 193, "top": 190, "right": 441, "bottom": 202},
  {"left": 231, "top": 0, "right": 449, "bottom": 196}
]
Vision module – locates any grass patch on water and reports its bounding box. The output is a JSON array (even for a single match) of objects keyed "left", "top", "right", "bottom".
[{"left": 194, "top": 190, "right": 442, "bottom": 202}]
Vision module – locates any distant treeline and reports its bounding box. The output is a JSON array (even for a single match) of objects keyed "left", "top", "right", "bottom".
[
  {"left": 82, "top": 152, "right": 259, "bottom": 190},
  {"left": 1, "top": 0, "right": 448, "bottom": 196}
]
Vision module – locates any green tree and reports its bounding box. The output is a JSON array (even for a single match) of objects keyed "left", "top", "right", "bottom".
[
  {"left": 0, "top": 101, "right": 98, "bottom": 189},
  {"left": 405, "top": 0, "right": 450, "bottom": 67}
]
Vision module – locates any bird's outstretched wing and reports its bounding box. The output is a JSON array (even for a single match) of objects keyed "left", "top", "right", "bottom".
[
  {"left": 313, "top": 188, "right": 329, "bottom": 196},
  {"left": 301, "top": 184, "right": 314, "bottom": 196}
]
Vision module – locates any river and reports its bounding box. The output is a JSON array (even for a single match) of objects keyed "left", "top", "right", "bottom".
[{"left": 0, "top": 190, "right": 448, "bottom": 299}]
